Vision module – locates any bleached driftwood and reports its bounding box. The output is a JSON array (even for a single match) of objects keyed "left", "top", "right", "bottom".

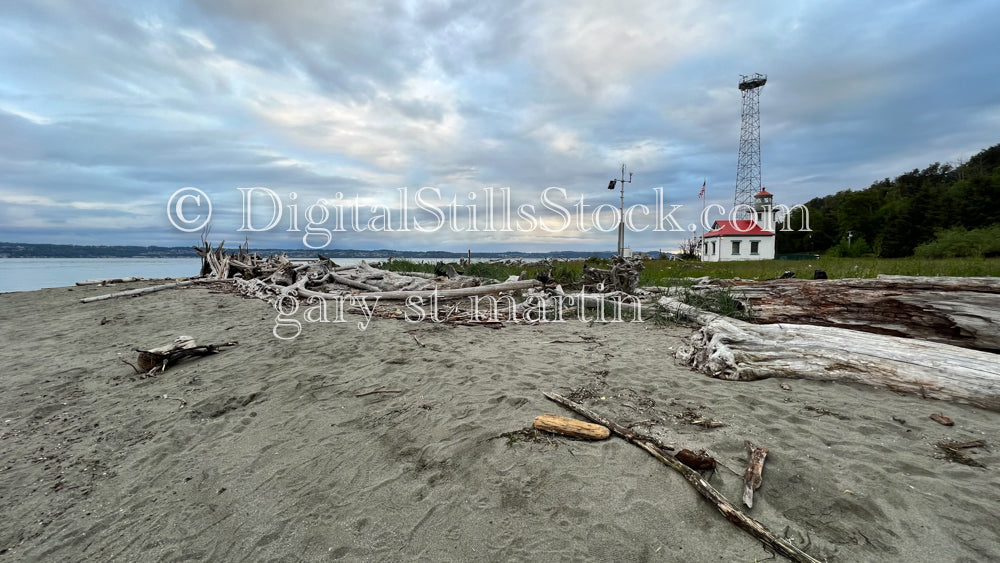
[
  {"left": 582, "top": 255, "right": 645, "bottom": 293},
  {"left": 662, "top": 296, "right": 1000, "bottom": 412},
  {"left": 327, "top": 272, "right": 380, "bottom": 292},
  {"left": 297, "top": 279, "right": 541, "bottom": 301},
  {"left": 129, "top": 335, "right": 238, "bottom": 374},
  {"left": 80, "top": 279, "right": 213, "bottom": 303},
  {"left": 698, "top": 275, "right": 1000, "bottom": 352},
  {"left": 76, "top": 277, "right": 143, "bottom": 286}
]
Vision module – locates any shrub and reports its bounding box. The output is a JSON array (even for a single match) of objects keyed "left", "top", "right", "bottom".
[{"left": 914, "top": 225, "right": 1000, "bottom": 258}]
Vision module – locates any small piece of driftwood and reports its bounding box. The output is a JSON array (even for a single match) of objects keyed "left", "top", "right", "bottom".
[
  {"left": 543, "top": 392, "right": 821, "bottom": 563},
  {"left": 675, "top": 449, "right": 717, "bottom": 470},
  {"left": 936, "top": 441, "right": 986, "bottom": 468},
  {"left": 938, "top": 440, "right": 985, "bottom": 449},
  {"left": 533, "top": 414, "right": 610, "bottom": 440},
  {"left": 129, "top": 336, "right": 237, "bottom": 374},
  {"left": 354, "top": 389, "right": 405, "bottom": 397},
  {"left": 930, "top": 413, "right": 954, "bottom": 426},
  {"left": 743, "top": 440, "right": 769, "bottom": 509}
]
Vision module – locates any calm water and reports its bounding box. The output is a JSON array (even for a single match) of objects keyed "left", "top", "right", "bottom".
[{"left": 0, "top": 257, "right": 396, "bottom": 293}]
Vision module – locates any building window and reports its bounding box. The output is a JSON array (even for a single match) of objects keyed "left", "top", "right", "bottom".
[
  {"left": 711, "top": 241, "right": 716, "bottom": 255},
  {"left": 750, "top": 240, "right": 759, "bottom": 255},
  {"left": 731, "top": 240, "right": 741, "bottom": 255}
]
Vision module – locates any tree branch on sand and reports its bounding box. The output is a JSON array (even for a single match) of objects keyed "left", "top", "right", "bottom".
[{"left": 543, "top": 392, "right": 821, "bottom": 563}]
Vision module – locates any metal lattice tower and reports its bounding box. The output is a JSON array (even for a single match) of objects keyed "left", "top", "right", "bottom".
[{"left": 734, "top": 73, "right": 767, "bottom": 217}]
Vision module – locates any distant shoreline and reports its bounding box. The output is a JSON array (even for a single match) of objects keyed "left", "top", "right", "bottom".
[{"left": 0, "top": 242, "right": 622, "bottom": 260}]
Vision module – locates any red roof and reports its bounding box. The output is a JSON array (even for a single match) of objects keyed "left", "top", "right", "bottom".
[
  {"left": 703, "top": 220, "right": 773, "bottom": 237},
  {"left": 755, "top": 188, "right": 772, "bottom": 197}
]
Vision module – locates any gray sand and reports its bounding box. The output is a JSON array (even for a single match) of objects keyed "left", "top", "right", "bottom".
[{"left": 1, "top": 282, "right": 998, "bottom": 561}]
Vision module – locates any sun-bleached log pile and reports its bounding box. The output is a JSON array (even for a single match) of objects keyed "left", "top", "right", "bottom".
[
  {"left": 661, "top": 296, "right": 1000, "bottom": 413},
  {"left": 581, "top": 255, "right": 645, "bottom": 293},
  {"left": 687, "top": 275, "right": 1000, "bottom": 352},
  {"left": 194, "top": 243, "right": 549, "bottom": 317},
  {"left": 193, "top": 244, "right": 661, "bottom": 327}
]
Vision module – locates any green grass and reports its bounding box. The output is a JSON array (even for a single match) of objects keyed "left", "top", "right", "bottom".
[
  {"left": 378, "top": 258, "right": 588, "bottom": 285},
  {"left": 377, "top": 256, "right": 1000, "bottom": 288},
  {"left": 376, "top": 258, "right": 437, "bottom": 274},
  {"left": 638, "top": 256, "right": 1000, "bottom": 285}
]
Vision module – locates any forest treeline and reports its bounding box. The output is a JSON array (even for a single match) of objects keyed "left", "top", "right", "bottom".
[{"left": 777, "top": 142, "right": 1000, "bottom": 257}]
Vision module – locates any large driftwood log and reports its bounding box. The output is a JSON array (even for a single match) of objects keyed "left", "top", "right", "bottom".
[
  {"left": 704, "top": 275, "right": 1000, "bottom": 352},
  {"left": 543, "top": 392, "right": 821, "bottom": 563},
  {"left": 661, "top": 297, "right": 1000, "bottom": 412}
]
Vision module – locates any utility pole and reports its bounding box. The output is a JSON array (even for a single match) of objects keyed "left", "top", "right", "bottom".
[{"left": 607, "top": 164, "right": 632, "bottom": 257}]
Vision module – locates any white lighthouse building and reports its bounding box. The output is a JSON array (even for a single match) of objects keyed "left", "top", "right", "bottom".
[{"left": 701, "top": 189, "right": 777, "bottom": 261}]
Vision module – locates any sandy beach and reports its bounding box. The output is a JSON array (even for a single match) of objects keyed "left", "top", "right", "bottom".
[{"left": 1, "top": 281, "right": 998, "bottom": 562}]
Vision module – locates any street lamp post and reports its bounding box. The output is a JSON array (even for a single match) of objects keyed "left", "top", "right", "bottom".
[{"left": 607, "top": 164, "right": 632, "bottom": 257}]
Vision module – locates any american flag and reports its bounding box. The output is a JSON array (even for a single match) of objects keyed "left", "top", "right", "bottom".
[{"left": 698, "top": 180, "right": 705, "bottom": 198}]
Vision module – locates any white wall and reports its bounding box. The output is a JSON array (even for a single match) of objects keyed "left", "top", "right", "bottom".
[{"left": 701, "top": 235, "right": 775, "bottom": 261}]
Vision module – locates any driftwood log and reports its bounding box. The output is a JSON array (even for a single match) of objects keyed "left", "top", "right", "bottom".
[
  {"left": 543, "top": 392, "right": 821, "bottom": 563},
  {"left": 532, "top": 414, "right": 610, "bottom": 440},
  {"left": 699, "top": 275, "right": 1000, "bottom": 352},
  {"left": 130, "top": 336, "right": 238, "bottom": 374},
  {"left": 80, "top": 278, "right": 213, "bottom": 303},
  {"left": 662, "top": 296, "right": 1000, "bottom": 412}
]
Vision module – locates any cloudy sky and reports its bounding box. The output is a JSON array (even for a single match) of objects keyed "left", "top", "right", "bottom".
[{"left": 1, "top": 1, "right": 998, "bottom": 253}]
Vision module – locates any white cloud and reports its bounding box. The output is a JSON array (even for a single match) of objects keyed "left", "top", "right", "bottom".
[
  {"left": 1, "top": 0, "right": 999, "bottom": 250},
  {"left": 0, "top": 104, "right": 52, "bottom": 125}
]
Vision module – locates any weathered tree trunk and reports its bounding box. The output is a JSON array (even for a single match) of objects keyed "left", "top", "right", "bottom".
[
  {"left": 661, "top": 296, "right": 1000, "bottom": 412},
  {"left": 705, "top": 275, "right": 1000, "bottom": 352},
  {"left": 132, "top": 336, "right": 238, "bottom": 374}
]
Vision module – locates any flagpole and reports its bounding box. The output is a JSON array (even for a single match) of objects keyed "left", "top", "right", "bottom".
[{"left": 700, "top": 179, "right": 706, "bottom": 259}]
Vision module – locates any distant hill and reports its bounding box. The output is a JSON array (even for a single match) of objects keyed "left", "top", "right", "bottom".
[
  {"left": 777, "top": 142, "right": 1000, "bottom": 257},
  {"left": 0, "top": 242, "right": 619, "bottom": 260}
]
